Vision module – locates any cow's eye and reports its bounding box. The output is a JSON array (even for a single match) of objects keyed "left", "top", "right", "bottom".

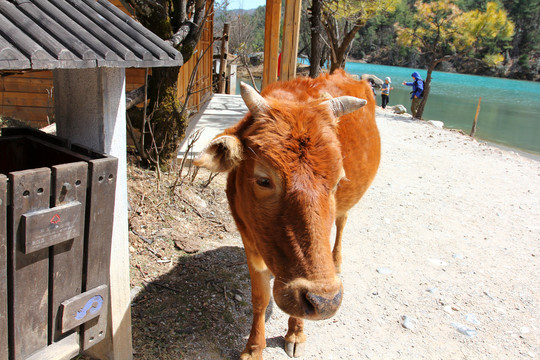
[{"left": 256, "top": 177, "right": 272, "bottom": 188}]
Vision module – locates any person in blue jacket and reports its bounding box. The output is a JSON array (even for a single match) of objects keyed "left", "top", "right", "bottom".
[{"left": 402, "top": 71, "right": 424, "bottom": 118}]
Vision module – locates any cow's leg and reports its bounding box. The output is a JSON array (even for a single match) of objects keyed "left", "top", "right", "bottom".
[
  {"left": 240, "top": 261, "right": 271, "bottom": 360},
  {"left": 284, "top": 316, "right": 306, "bottom": 358},
  {"left": 333, "top": 213, "right": 348, "bottom": 273}
]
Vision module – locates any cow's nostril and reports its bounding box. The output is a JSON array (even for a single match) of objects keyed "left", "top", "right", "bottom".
[
  {"left": 304, "top": 289, "right": 342, "bottom": 319},
  {"left": 301, "top": 292, "right": 316, "bottom": 316}
]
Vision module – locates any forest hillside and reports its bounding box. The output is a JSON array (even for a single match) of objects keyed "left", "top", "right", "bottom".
[{"left": 215, "top": 0, "right": 539, "bottom": 81}]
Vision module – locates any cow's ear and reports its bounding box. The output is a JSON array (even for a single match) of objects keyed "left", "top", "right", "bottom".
[
  {"left": 322, "top": 96, "right": 367, "bottom": 118},
  {"left": 194, "top": 135, "right": 243, "bottom": 172}
]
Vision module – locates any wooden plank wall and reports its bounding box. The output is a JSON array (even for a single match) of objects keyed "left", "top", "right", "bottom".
[
  {"left": 177, "top": 5, "right": 214, "bottom": 113},
  {"left": 0, "top": 0, "right": 214, "bottom": 128},
  {"left": 0, "top": 72, "right": 55, "bottom": 128}
]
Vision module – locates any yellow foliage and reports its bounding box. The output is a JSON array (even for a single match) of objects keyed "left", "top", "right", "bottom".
[
  {"left": 455, "top": 2, "right": 515, "bottom": 51},
  {"left": 483, "top": 53, "right": 505, "bottom": 66},
  {"left": 325, "top": 0, "right": 399, "bottom": 22},
  {"left": 396, "top": 0, "right": 514, "bottom": 60},
  {"left": 396, "top": 0, "right": 462, "bottom": 53}
]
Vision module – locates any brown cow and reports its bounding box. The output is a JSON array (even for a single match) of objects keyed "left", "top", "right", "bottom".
[{"left": 194, "top": 70, "right": 380, "bottom": 359}]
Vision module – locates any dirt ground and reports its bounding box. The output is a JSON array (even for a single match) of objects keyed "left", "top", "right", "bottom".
[{"left": 128, "top": 107, "right": 539, "bottom": 360}]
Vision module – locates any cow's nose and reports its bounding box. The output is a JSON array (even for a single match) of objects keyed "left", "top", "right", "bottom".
[{"left": 303, "top": 288, "right": 342, "bottom": 319}]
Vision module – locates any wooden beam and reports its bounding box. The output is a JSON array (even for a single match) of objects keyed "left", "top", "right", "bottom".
[
  {"left": 217, "top": 23, "right": 230, "bottom": 94},
  {"left": 280, "top": 0, "right": 302, "bottom": 82},
  {"left": 262, "top": 0, "right": 281, "bottom": 89}
]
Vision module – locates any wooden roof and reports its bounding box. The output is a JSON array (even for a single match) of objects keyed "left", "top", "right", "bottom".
[{"left": 0, "top": 0, "right": 183, "bottom": 70}]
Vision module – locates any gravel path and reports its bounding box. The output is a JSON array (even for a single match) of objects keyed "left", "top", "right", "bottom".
[{"left": 257, "top": 108, "right": 539, "bottom": 359}]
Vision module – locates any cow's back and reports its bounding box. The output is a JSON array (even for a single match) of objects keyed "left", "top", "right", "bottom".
[{"left": 324, "top": 71, "right": 380, "bottom": 216}]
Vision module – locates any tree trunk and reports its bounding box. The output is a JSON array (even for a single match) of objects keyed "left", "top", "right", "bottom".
[
  {"left": 146, "top": 66, "right": 185, "bottom": 166},
  {"left": 415, "top": 55, "right": 450, "bottom": 119},
  {"left": 326, "top": 19, "right": 363, "bottom": 73},
  {"left": 309, "top": 0, "right": 323, "bottom": 78},
  {"left": 414, "top": 64, "right": 434, "bottom": 119}
]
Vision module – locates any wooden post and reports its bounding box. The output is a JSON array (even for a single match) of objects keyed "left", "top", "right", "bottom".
[
  {"left": 0, "top": 175, "right": 6, "bottom": 360},
  {"left": 470, "top": 97, "right": 481, "bottom": 137},
  {"left": 228, "top": 64, "right": 237, "bottom": 95},
  {"left": 262, "top": 0, "right": 281, "bottom": 89},
  {"left": 280, "top": 0, "right": 302, "bottom": 82},
  {"left": 217, "top": 23, "right": 230, "bottom": 94},
  {"left": 54, "top": 67, "right": 132, "bottom": 360}
]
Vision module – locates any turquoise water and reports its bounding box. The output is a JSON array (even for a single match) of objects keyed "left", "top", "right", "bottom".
[
  {"left": 344, "top": 62, "right": 540, "bottom": 155},
  {"left": 238, "top": 62, "right": 540, "bottom": 154}
]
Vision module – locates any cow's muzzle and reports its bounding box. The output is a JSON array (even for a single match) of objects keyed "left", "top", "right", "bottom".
[{"left": 273, "top": 277, "right": 343, "bottom": 320}]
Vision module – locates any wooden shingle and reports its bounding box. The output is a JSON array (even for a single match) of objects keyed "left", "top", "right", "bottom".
[{"left": 0, "top": 0, "right": 183, "bottom": 70}]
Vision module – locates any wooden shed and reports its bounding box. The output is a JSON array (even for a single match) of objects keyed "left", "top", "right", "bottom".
[
  {"left": 0, "top": 0, "right": 214, "bottom": 129},
  {"left": 0, "top": 0, "right": 185, "bottom": 358}
]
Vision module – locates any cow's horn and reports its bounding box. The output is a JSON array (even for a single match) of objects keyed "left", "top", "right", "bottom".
[
  {"left": 240, "top": 81, "right": 268, "bottom": 115},
  {"left": 325, "top": 96, "right": 367, "bottom": 118}
]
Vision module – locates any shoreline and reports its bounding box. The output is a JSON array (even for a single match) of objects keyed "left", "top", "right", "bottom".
[
  {"left": 376, "top": 106, "right": 540, "bottom": 162},
  {"left": 471, "top": 138, "right": 540, "bottom": 162},
  {"left": 376, "top": 105, "right": 540, "bottom": 162}
]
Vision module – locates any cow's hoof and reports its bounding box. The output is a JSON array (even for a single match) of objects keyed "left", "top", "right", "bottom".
[{"left": 285, "top": 341, "right": 305, "bottom": 358}]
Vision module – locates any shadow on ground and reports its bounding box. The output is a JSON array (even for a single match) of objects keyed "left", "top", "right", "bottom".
[{"left": 131, "top": 245, "right": 278, "bottom": 359}]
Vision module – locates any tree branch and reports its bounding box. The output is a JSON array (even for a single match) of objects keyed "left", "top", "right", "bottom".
[
  {"left": 126, "top": 86, "right": 146, "bottom": 110},
  {"left": 166, "top": 22, "right": 192, "bottom": 47}
]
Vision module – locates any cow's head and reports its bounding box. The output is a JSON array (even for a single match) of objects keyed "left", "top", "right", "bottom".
[{"left": 195, "top": 82, "right": 366, "bottom": 320}]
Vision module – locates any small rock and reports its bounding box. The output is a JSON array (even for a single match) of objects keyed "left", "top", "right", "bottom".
[
  {"left": 130, "top": 286, "right": 143, "bottom": 302},
  {"left": 402, "top": 316, "right": 417, "bottom": 330},
  {"left": 465, "top": 313, "right": 480, "bottom": 325},
  {"left": 391, "top": 104, "right": 407, "bottom": 114},
  {"left": 520, "top": 326, "right": 530, "bottom": 334},
  {"left": 438, "top": 298, "right": 447, "bottom": 306},
  {"left": 174, "top": 238, "right": 200, "bottom": 254},
  {"left": 452, "top": 253, "right": 464, "bottom": 259},
  {"left": 192, "top": 195, "right": 207, "bottom": 209},
  {"left": 234, "top": 294, "right": 243, "bottom": 302},
  {"left": 428, "top": 258, "right": 448, "bottom": 266},
  {"left": 376, "top": 267, "right": 392, "bottom": 275},
  {"left": 452, "top": 322, "right": 477, "bottom": 337},
  {"left": 443, "top": 305, "right": 453, "bottom": 314},
  {"left": 426, "top": 287, "right": 438, "bottom": 294},
  {"left": 427, "top": 120, "right": 444, "bottom": 128}
]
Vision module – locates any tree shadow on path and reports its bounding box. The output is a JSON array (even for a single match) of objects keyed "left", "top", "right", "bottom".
[{"left": 131, "top": 245, "right": 279, "bottom": 359}]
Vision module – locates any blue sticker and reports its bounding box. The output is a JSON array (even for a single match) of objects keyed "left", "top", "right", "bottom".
[{"left": 75, "top": 295, "right": 103, "bottom": 320}]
